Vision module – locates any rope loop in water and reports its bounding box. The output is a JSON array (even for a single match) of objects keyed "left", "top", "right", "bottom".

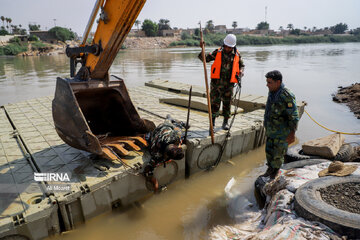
[{"left": 304, "top": 109, "right": 360, "bottom": 135}]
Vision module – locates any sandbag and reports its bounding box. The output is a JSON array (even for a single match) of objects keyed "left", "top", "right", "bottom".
[{"left": 302, "top": 133, "right": 344, "bottom": 158}]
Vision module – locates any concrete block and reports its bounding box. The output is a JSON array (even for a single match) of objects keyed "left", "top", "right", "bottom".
[{"left": 302, "top": 133, "right": 344, "bottom": 158}]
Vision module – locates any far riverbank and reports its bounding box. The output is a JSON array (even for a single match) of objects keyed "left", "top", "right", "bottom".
[
  {"left": 1, "top": 34, "right": 360, "bottom": 55},
  {"left": 124, "top": 34, "right": 360, "bottom": 49}
]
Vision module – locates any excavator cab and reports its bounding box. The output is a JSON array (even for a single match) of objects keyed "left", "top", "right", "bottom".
[{"left": 52, "top": 0, "right": 154, "bottom": 159}]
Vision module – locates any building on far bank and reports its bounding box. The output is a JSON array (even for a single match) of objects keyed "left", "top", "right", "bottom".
[
  {"left": 214, "top": 25, "right": 227, "bottom": 34},
  {"left": 180, "top": 28, "right": 195, "bottom": 36},
  {"left": 29, "top": 31, "right": 57, "bottom": 43},
  {"left": 227, "top": 28, "right": 250, "bottom": 34},
  {"left": 158, "top": 29, "right": 177, "bottom": 37}
]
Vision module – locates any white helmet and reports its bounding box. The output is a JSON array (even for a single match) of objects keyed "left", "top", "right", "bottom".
[{"left": 223, "top": 34, "right": 236, "bottom": 47}]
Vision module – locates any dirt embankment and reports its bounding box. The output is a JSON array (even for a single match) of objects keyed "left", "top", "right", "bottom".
[
  {"left": 333, "top": 83, "right": 360, "bottom": 119},
  {"left": 19, "top": 37, "right": 180, "bottom": 56},
  {"left": 123, "top": 36, "right": 180, "bottom": 49},
  {"left": 20, "top": 43, "right": 66, "bottom": 56}
]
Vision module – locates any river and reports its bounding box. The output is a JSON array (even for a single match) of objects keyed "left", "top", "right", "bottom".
[{"left": 0, "top": 42, "right": 359, "bottom": 239}]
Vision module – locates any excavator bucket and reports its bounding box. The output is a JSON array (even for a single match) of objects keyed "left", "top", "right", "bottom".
[
  {"left": 52, "top": 0, "right": 151, "bottom": 159},
  {"left": 52, "top": 76, "right": 155, "bottom": 156}
]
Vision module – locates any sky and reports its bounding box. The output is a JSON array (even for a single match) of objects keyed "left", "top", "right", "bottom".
[{"left": 1, "top": 0, "right": 359, "bottom": 35}]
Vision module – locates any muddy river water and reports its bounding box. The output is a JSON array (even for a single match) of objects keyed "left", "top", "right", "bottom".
[{"left": 0, "top": 43, "right": 359, "bottom": 239}]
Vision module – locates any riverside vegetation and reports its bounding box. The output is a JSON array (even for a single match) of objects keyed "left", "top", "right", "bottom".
[
  {"left": 170, "top": 32, "right": 360, "bottom": 47},
  {"left": 0, "top": 26, "right": 75, "bottom": 56}
]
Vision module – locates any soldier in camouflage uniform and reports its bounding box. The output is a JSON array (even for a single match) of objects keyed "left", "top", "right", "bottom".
[
  {"left": 148, "top": 117, "right": 184, "bottom": 164},
  {"left": 263, "top": 70, "right": 299, "bottom": 179},
  {"left": 143, "top": 116, "right": 185, "bottom": 191},
  {"left": 199, "top": 34, "right": 245, "bottom": 132}
]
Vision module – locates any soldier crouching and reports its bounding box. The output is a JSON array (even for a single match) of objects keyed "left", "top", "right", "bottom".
[{"left": 143, "top": 115, "right": 187, "bottom": 191}]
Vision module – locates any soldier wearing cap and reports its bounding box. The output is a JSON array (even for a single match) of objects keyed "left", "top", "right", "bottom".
[
  {"left": 262, "top": 70, "right": 299, "bottom": 179},
  {"left": 199, "top": 34, "right": 245, "bottom": 132}
]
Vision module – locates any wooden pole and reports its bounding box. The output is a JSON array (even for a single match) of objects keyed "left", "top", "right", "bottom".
[{"left": 199, "top": 23, "right": 214, "bottom": 144}]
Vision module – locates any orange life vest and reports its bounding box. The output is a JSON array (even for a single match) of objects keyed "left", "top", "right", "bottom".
[{"left": 210, "top": 48, "right": 241, "bottom": 83}]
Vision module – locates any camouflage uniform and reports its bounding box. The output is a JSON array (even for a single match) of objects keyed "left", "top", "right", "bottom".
[
  {"left": 200, "top": 48, "right": 244, "bottom": 119},
  {"left": 148, "top": 119, "right": 182, "bottom": 164},
  {"left": 264, "top": 84, "right": 299, "bottom": 169}
]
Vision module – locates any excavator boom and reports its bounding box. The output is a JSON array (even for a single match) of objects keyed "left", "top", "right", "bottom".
[
  {"left": 52, "top": 0, "right": 154, "bottom": 158},
  {"left": 86, "top": 0, "right": 146, "bottom": 79}
]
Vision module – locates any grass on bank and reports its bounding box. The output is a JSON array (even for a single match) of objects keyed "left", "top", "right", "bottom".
[
  {"left": 0, "top": 37, "right": 28, "bottom": 56},
  {"left": 0, "top": 36, "right": 52, "bottom": 56},
  {"left": 170, "top": 33, "right": 360, "bottom": 47}
]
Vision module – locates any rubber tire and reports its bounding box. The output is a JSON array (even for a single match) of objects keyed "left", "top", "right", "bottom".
[
  {"left": 281, "top": 159, "right": 330, "bottom": 170},
  {"left": 294, "top": 176, "right": 360, "bottom": 239},
  {"left": 285, "top": 143, "right": 355, "bottom": 163},
  {"left": 285, "top": 144, "right": 318, "bottom": 163},
  {"left": 334, "top": 144, "right": 354, "bottom": 162}
]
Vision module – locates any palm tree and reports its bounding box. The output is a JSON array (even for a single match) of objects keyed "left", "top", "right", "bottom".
[
  {"left": 287, "top": 23, "right": 294, "bottom": 31},
  {"left": 206, "top": 20, "right": 214, "bottom": 32},
  {"left": 8, "top": 18, "right": 12, "bottom": 34},
  {"left": 5, "top": 18, "right": 9, "bottom": 30},
  {"left": 158, "top": 19, "right": 171, "bottom": 30},
  {"left": 232, "top": 21, "right": 238, "bottom": 30},
  {"left": 0, "top": 16, "right": 5, "bottom": 28},
  {"left": 134, "top": 20, "right": 141, "bottom": 31}
]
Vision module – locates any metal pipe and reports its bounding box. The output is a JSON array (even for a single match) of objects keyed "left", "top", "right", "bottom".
[{"left": 81, "top": 0, "right": 105, "bottom": 46}]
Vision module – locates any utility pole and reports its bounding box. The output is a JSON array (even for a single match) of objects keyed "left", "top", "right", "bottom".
[
  {"left": 53, "top": 19, "right": 57, "bottom": 27},
  {"left": 265, "top": 6, "right": 267, "bottom": 22}
]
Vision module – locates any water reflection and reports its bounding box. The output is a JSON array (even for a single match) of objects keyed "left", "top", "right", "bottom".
[
  {"left": 325, "top": 49, "right": 344, "bottom": 56},
  {"left": 0, "top": 54, "right": 68, "bottom": 105},
  {"left": 255, "top": 51, "right": 271, "bottom": 62}
]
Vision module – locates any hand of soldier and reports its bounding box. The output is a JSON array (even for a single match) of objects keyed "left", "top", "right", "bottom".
[{"left": 286, "top": 131, "right": 296, "bottom": 145}]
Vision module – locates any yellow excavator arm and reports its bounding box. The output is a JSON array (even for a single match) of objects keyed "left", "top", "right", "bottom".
[
  {"left": 66, "top": 0, "right": 146, "bottom": 80},
  {"left": 86, "top": 0, "right": 146, "bottom": 79},
  {"left": 52, "top": 0, "right": 154, "bottom": 158}
]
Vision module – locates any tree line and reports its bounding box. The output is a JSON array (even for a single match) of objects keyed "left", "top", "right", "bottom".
[
  {"left": 0, "top": 16, "right": 28, "bottom": 35},
  {"left": 256, "top": 22, "right": 353, "bottom": 35},
  {"left": 135, "top": 18, "right": 359, "bottom": 37}
]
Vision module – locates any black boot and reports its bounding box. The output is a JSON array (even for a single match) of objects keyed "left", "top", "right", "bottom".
[
  {"left": 222, "top": 118, "right": 230, "bottom": 130},
  {"left": 261, "top": 166, "right": 279, "bottom": 179}
]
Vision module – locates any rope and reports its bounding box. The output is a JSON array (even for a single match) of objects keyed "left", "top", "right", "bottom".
[{"left": 304, "top": 109, "right": 360, "bottom": 135}]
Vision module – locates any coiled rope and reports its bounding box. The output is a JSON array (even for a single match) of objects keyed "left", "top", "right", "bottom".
[{"left": 304, "top": 109, "right": 360, "bottom": 135}]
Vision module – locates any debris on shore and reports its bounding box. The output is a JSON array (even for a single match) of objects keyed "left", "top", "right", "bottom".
[
  {"left": 333, "top": 83, "right": 360, "bottom": 119},
  {"left": 210, "top": 161, "right": 360, "bottom": 240}
]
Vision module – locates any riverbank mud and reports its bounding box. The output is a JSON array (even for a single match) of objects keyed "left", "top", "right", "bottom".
[{"left": 333, "top": 83, "right": 360, "bottom": 119}]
